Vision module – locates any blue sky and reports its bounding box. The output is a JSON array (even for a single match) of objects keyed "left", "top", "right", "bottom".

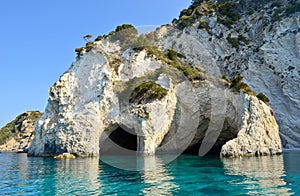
[{"left": 0, "top": 0, "right": 191, "bottom": 127}]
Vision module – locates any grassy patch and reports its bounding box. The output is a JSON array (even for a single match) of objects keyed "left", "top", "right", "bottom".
[
  {"left": 257, "top": 93, "right": 270, "bottom": 104},
  {"left": 198, "top": 19, "right": 209, "bottom": 29},
  {"left": 216, "top": 1, "right": 240, "bottom": 28},
  {"left": 129, "top": 82, "right": 168, "bottom": 104},
  {"left": 134, "top": 46, "right": 204, "bottom": 81},
  {"left": 173, "top": 64, "right": 206, "bottom": 81},
  {"left": 230, "top": 76, "right": 255, "bottom": 96},
  {"left": 177, "top": 17, "right": 194, "bottom": 30},
  {"left": 226, "top": 37, "right": 239, "bottom": 49},
  {"left": 226, "top": 34, "right": 249, "bottom": 49},
  {"left": 217, "top": 2, "right": 240, "bottom": 21}
]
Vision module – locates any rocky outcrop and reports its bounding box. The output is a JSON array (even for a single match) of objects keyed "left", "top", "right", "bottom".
[
  {"left": 0, "top": 111, "right": 42, "bottom": 152},
  {"left": 54, "top": 153, "right": 76, "bottom": 159},
  {"left": 160, "top": 1, "right": 300, "bottom": 148},
  {"left": 27, "top": 0, "right": 293, "bottom": 157},
  {"left": 27, "top": 34, "right": 281, "bottom": 157},
  {"left": 221, "top": 95, "right": 282, "bottom": 157}
]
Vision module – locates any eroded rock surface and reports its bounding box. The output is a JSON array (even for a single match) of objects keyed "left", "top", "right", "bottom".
[
  {"left": 221, "top": 95, "right": 282, "bottom": 157},
  {"left": 27, "top": 37, "right": 281, "bottom": 157},
  {"left": 28, "top": 0, "right": 296, "bottom": 157}
]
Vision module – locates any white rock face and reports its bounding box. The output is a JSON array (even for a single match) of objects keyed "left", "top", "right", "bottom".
[
  {"left": 221, "top": 95, "right": 282, "bottom": 157},
  {"left": 118, "top": 49, "right": 163, "bottom": 81},
  {"left": 28, "top": 37, "right": 281, "bottom": 157},
  {"left": 29, "top": 47, "right": 112, "bottom": 156},
  {"left": 158, "top": 11, "right": 300, "bottom": 149},
  {"left": 28, "top": 41, "right": 177, "bottom": 156}
]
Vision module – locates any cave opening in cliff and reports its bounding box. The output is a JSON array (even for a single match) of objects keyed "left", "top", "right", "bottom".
[
  {"left": 100, "top": 126, "right": 138, "bottom": 155},
  {"left": 183, "top": 141, "right": 225, "bottom": 156},
  {"left": 183, "top": 122, "right": 238, "bottom": 156}
]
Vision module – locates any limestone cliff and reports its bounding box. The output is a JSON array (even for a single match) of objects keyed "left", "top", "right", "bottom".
[
  {"left": 160, "top": 0, "right": 300, "bottom": 148},
  {"left": 0, "top": 111, "right": 42, "bottom": 152},
  {"left": 221, "top": 95, "right": 282, "bottom": 157},
  {"left": 28, "top": 0, "right": 295, "bottom": 157},
  {"left": 27, "top": 29, "right": 281, "bottom": 157}
]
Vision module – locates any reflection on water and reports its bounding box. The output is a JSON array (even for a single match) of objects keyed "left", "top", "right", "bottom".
[
  {"left": 54, "top": 158, "right": 101, "bottom": 195},
  {"left": 283, "top": 152, "right": 300, "bottom": 194},
  {"left": 0, "top": 152, "right": 299, "bottom": 195},
  {"left": 98, "top": 155, "right": 179, "bottom": 195},
  {"left": 140, "top": 156, "right": 179, "bottom": 195},
  {"left": 222, "top": 155, "right": 293, "bottom": 195}
]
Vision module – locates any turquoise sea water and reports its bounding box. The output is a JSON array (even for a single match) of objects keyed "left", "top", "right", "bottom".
[{"left": 0, "top": 152, "right": 299, "bottom": 195}]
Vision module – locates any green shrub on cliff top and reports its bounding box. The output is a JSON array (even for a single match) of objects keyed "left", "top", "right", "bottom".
[
  {"left": 115, "top": 24, "right": 137, "bottom": 33},
  {"left": 109, "top": 24, "right": 138, "bottom": 48},
  {"left": 75, "top": 41, "right": 96, "bottom": 55}
]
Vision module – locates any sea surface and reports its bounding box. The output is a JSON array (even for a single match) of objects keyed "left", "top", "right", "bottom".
[{"left": 0, "top": 152, "right": 299, "bottom": 195}]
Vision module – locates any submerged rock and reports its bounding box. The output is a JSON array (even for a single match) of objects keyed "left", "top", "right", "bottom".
[{"left": 54, "top": 153, "right": 76, "bottom": 159}]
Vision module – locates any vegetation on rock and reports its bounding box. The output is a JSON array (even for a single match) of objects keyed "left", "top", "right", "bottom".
[
  {"left": 176, "top": 0, "right": 300, "bottom": 30},
  {"left": 75, "top": 41, "right": 96, "bottom": 56},
  {"left": 109, "top": 24, "right": 138, "bottom": 48},
  {"left": 75, "top": 47, "right": 85, "bottom": 56},
  {"left": 198, "top": 19, "right": 209, "bottom": 29},
  {"left": 217, "top": 1, "right": 240, "bottom": 23},
  {"left": 134, "top": 46, "right": 204, "bottom": 81},
  {"left": 230, "top": 76, "right": 255, "bottom": 96},
  {"left": 286, "top": 1, "right": 300, "bottom": 15},
  {"left": 257, "top": 93, "right": 270, "bottom": 104},
  {"left": 0, "top": 111, "right": 42, "bottom": 145},
  {"left": 85, "top": 42, "right": 95, "bottom": 52},
  {"left": 83, "top": 34, "right": 92, "bottom": 42},
  {"left": 226, "top": 36, "right": 239, "bottom": 49},
  {"left": 94, "top": 35, "right": 103, "bottom": 41},
  {"left": 129, "top": 81, "right": 168, "bottom": 104},
  {"left": 109, "top": 58, "right": 123, "bottom": 74}
]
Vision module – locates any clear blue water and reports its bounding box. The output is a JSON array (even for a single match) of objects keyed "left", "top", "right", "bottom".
[{"left": 0, "top": 152, "right": 299, "bottom": 195}]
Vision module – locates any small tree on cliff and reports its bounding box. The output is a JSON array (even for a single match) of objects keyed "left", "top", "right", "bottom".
[{"left": 83, "top": 34, "right": 92, "bottom": 42}]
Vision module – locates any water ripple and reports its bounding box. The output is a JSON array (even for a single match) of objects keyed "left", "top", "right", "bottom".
[{"left": 0, "top": 153, "right": 299, "bottom": 195}]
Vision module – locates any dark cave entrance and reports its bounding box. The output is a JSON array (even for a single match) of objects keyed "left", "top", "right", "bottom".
[
  {"left": 100, "top": 126, "right": 138, "bottom": 155},
  {"left": 183, "top": 125, "right": 238, "bottom": 156},
  {"left": 183, "top": 141, "right": 225, "bottom": 156},
  {"left": 109, "top": 127, "right": 138, "bottom": 151}
]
